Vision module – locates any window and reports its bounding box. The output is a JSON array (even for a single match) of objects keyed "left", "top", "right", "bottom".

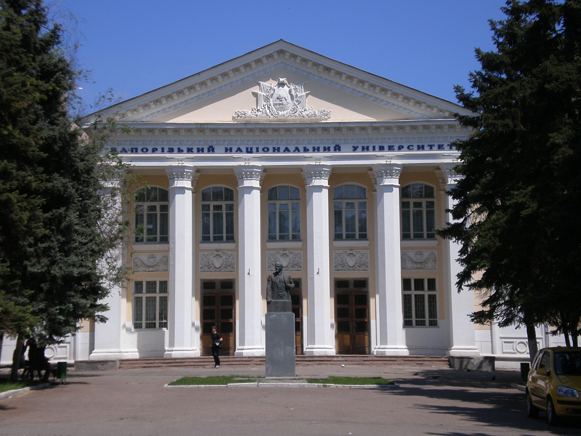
[
  {"left": 133, "top": 280, "right": 168, "bottom": 329},
  {"left": 201, "top": 186, "right": 235, "bottom": 242},
  {"left": 403, "top": 278, "right": 438, "bottom": 327},
  {"left": 267, "top": 185, "right": 301, "bottom": 240},
  {"left": 333, "top": 185, "right": 367, "bottom": 240},
  {"left": 134, "top": 187, "right": 169, "bottom": 243},
  {"left": 401, "top": 183, "right": 436, "bottom": 239}
]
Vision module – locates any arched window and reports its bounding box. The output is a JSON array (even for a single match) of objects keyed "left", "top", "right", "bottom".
[
  {"left": 333, "top": 184, "right": 367, "bottom": 240},
  {"left": 134, "top": 187, "right": 169, "bottom": 243},
  {"left": 267, "top": 185, "right": 301, "bottom": 241},
  {"left": 401, "top": 183, "right": 436, "bottom": 239},
  {"left": 201, "top": 186, "right": 235, "bottom": 242}
]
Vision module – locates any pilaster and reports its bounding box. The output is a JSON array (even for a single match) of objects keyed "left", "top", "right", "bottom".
[
  {"left": 234, "top": 165, "right": 265, "bottom": 356},
  {"left": 372, "top": 164, "right": 409, "bottom": 355},
  {"left": 164, "top": 166, "right": 199, "bottom": 357},
  {"left": 303, "top": 165, "right": 334, "bottom": 355},
  {"left": 439, "top": 163, "right": 479, "bottom": 357}
]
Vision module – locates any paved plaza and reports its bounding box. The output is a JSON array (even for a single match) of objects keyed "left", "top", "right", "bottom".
[{"left": 1, "top": 362, "right": 581, "bottom": 435}]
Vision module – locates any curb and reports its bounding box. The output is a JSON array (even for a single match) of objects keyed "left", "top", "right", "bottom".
[
  {"left": 512, "top": 383, "right": 526, "bottom": 392},
  {"left": 165, "top": 382, "right": 399, "bottom": 389},
  {"left": 0, "top": 383, "right": 50, "bottom": 400}
]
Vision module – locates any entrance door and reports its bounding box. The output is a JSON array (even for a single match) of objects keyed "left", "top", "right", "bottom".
[
  {"left": 290, "top": 280, "right": 302, "bottom": 355},
  {"left": 335, "top": 289, "right": 369, "bottom": 354},
  {"left": 201, "top": 281, "right": 235, "bottom": 356}
]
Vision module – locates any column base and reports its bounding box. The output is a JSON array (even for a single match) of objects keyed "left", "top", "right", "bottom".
[
  {"left": 304, "top": 345, "right": 335, "bottom": 356},
  {"left": 374, "top": 345, "right": 409, "bottom": 356},
  {"left": 448, "top": 346, "right": 481, "bottom": 357},
  {"left": 163, "top": 348, "right": 200, "bottom": 358},
  {"left": 234, "top": 346, "right": 265, "bottom": 357}
]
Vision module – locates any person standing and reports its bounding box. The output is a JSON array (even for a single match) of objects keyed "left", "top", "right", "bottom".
[{"left": 210, "top": 326, "right": 223, "bottom": 368}]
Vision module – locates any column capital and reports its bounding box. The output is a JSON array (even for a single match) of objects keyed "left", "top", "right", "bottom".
[
  {"left": 234, "top": 165, "right": 263, "bottom": 187},
  {"left": 372, "top": 164, "right": 402, "bottom": 186},
  {"left": 302, "top": 165, "right": 332, "bottom": 187},
  {"left": 166, "top": 166, "right": 196, "bottom": 189},
  {"left": 438, "top": 163, "right": 462, "bottom": 187}
]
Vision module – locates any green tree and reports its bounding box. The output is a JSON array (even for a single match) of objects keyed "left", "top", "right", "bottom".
[
  {"left": 0, "top": 0, "right": 128, "bottom": 380},
  {"left": 440, "top": 0, "right": 581, "bottom": 358}
]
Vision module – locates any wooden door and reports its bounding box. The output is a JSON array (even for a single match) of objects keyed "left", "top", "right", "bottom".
[
  {"left": 201, "top": 293, "right": 235, "bottom": 356},
  {"left": 291, "top": 282, "right": 302, "bottom": 355},
  {"left": 335, "top": 291, "right": 369, "bottom": 354}
]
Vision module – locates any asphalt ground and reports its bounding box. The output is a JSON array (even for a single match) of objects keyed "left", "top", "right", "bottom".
[{"left": 1, "top": 362, "right": 581, "bottom": 436}]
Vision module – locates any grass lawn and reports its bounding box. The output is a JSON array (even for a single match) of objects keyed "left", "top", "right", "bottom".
[
  {"left": 0, "top": 379, "right": 41, "bottom": 394},
  {"left": 169, "top": 376, "right": 395, "bottom": 386}
]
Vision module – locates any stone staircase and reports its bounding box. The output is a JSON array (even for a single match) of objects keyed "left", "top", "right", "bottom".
[{"left": 119, "top": 355, "right": 450, "bottom": 370}]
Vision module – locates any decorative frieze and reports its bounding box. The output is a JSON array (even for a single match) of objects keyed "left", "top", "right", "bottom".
[
  {"left": 333, "top": 250, "right": 370, "bottom": 271},
  {"left": 199, "top": 251, "right": 236, "bottom": 273},
  {"left": 233, "top": 78, "right": 331, "bottom": 121},
  {"left": 266, "top": 250, "right": 303, "bottom": 272},
  {"left": 401, "top": 251, "right": 437, "bottom": 270},
  {"left": 133, "top": 254, "right": 169, "bottom": 272}
]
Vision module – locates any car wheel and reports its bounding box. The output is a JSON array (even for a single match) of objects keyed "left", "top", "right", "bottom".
[
  {"left": 526, "top": 391, "right": 539, "bottom": 418},
  {"left": 547, "top": 397, "right": 560, "bottom": 426}
]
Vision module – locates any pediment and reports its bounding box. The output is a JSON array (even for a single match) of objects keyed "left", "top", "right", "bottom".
[{"left": 89, "top": 41, "right": 471, "bottom": 125}]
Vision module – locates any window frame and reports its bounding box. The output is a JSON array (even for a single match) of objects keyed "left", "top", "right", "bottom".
[
  {"left": 134, "top": 186, "right": 169, "bottom": 244},
  {"left": 333, "top": 184, "right": 368, "bottom": 241},
  {"left": 267, "top": 185, "right": 301, "bottom": 241},
  {"left": 200, "top": 186, "right": 235, "bottom": 242},
  {"left": 133, "top": 280, "right": 168, "bottom": 330},
  {"left": 401, "top": 183, "right": 436, "bottom": 240},
  {"left": 402, "top": 277, "right": 438, "bottom": 327}
]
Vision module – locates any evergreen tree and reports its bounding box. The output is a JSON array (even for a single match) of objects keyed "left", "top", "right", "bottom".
[
  {"left": 0, "top": 0, "right": 127, "bottom": 379},
  {"left": 441, "top": 0, "right": 581, "bottom": 356}
]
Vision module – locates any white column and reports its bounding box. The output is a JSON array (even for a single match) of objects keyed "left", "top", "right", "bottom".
[
  {"left": 90, "top": 180, "right": 131, "bottom": 360},
  {"left": 440, "top": 164, "right": 479, "bottom": 356},
  {"left": 164, "top": 166, "right": 199, "bottom": 357},
  {"left": 303, "top": 166, "right": 334, "bottom": 355},
  {"left": 234, "top": 166, "right": 264, "bottom": 356},
  {"left": 373, "top": 165, "right": 409, "bottom": 355}
]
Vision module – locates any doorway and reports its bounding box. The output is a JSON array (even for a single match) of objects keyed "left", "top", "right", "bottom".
[
  {"left": 201, "top": 280, "right": 235, "bottom": 356},
  {"left": 290, "top": 280, "right": 302, "bottom": 355},
  {"left": 335, "top": 279, "right": 369, "bottom": 354}
]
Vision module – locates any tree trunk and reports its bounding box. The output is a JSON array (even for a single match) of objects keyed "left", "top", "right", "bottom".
[
  {"left": 526, "top": 322, "right": 538, "bottom": 365},
  {"left": 573, "top": 334, "right": 578, "bottom": 348},
  {"left": 9, "top": 334, "right": 24, "bottom": 382},
  {"left": 564, "top": 328, "right": 571, "bottom": 347}
]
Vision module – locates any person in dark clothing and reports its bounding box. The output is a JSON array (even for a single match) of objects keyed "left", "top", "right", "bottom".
[{"left": 210, "top": 326, "right": 223, "bottom": 368}]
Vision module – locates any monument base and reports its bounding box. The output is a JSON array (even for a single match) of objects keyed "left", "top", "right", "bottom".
[{"left": 265, "top": 312, "right": 295, "bottom": 378}]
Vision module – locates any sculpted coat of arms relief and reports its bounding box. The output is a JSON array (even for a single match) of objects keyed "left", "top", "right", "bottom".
[{"left": 233, "top": 78, "right": 331, "bottom": 121}]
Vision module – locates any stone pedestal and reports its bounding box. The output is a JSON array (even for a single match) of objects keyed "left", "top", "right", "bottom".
[{"left": 265, "top": 312, "right": 296, "bottom": 378}]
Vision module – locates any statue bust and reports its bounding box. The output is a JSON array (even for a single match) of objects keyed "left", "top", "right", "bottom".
[{"left": 266, "top": 262, "right": 294, "bottom": 301}]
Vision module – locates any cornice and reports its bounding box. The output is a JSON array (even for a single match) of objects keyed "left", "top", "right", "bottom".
[{"left": 111, "top": 133, "right": 466, "bottom": 148}]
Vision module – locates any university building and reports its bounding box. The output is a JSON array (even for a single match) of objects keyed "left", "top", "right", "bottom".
[{"left": 1, "top": 41, "right": 562, "bottom": 367}]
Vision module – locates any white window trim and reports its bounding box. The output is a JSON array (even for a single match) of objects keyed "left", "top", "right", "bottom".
[
  {"left": 401, "top": 183, "right": 436, "bottom": 241},
  {"left": 133, "top": 280, "right": 168, "bottom": 330},
  {"left": 402, "top": 278, "right": 438, "bottom": 328}
]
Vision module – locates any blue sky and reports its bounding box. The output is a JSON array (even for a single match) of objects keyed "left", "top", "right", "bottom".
[{"left": 60, "top": 0, "right": 509, "bottom": 111}]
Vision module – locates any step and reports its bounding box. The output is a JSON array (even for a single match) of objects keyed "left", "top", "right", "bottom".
[{"left": 119, "top": 355, "right": 450, "bottom": 370}]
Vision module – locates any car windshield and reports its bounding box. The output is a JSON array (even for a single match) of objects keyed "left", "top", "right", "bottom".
[{"left": 554, "top": 352, "right": 581, "bottom": 376}]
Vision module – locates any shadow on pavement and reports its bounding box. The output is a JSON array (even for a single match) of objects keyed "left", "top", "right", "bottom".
[{"left": 381, "top": 369, "right": 581, "bottom": 434}]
